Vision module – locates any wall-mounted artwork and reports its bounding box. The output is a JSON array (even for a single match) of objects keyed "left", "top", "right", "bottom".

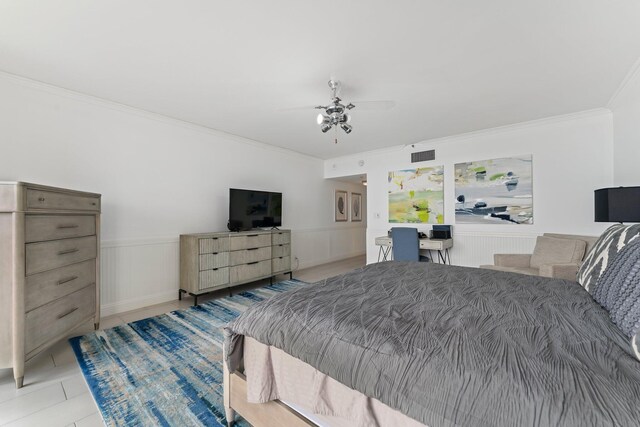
[
  {"left": 351, "top": 192, "right": 362, "bottom": 222},
  {"left": 455, "top": 155, "right": 533, "bottom": 224},
  {"left": 388, "top": 167, "right": 444, "bottom": 224},
  {"left": 335, "top": 190, "right": 348, "bottom": 222}
]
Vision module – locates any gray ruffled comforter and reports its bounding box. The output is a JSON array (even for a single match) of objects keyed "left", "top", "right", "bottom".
[{"left": 224, "top": 262, "right": 640, "bottom": 426}]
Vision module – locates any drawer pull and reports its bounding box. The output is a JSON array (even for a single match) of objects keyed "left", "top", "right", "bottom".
[
  {"left": 279, "top": 244, "right": 284, "bottom": 247},
  {"left": 279, "top": 257, "right": 284, "bottom": 259},
  {"left": 57, "top": 224, "right": 79, "bottom": 229},
  {"left": 38, "top": 197, "right": 46, "bottom": 202},
  {"left": 58, "top": 248, "right": 79, "bottom": 255},
  {"left": 57, "top": 276, "right": 78, "bottom": 285},
  {"left": 247, "top": 234, "right": 259, "bottom": 237},
  {"left": 247, "top": 261, "right": 259, "bottom": 265},
  {"left": 212, "top": 268, "right": 219, "bottom": 271},
  {"left": 212, "top": 237, "right": 219, "bottom": 240},
  {"left": 57, "top": 307, "right": 78, "bottom": 319},
  {"left": 212, "top": 252, "right": 218, "bottom": 255},
  {"left": 91, "top": 202, "right": 97, "bottom": 206},
  {"left": 247, "top": 248, "right": 259, "bottom": 251}
]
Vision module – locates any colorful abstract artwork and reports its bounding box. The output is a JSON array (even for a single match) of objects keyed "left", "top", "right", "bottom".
[
  {"left": 454, "top": 155, "right": 533, "bottom": 224},
  {"left": 388, "top": 167, "right": 444, "bottom": 224}
]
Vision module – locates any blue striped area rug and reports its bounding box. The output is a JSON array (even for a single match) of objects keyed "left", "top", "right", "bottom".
[{"left": 69, "top": 279, "right": 308, "bottom": 427}]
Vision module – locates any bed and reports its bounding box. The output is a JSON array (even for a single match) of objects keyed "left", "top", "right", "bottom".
[{"left": 223, "top": 261, "right": 640, "bottom": 427}]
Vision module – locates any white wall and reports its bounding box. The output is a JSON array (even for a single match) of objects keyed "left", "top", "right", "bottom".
[
  {"left": 0, "top": 73, "right": 366, "bottom": 316},
  {"left": 610, "top": 61, "right": 640, "bottom": 186},
  {"left": 325, "top": 110, "right": 614, "bottom": 266}
]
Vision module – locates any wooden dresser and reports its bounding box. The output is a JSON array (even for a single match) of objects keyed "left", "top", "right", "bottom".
[
  {"left": 180, "top": 229, "right": 291, "bottom": 304},
  {"left": 0, "top": 182, "right": 101, "bottom": 388}
]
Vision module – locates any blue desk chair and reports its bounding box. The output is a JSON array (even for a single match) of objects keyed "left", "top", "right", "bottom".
[{"left": 391, "top": 227, "right": 430, "bottom": 262}]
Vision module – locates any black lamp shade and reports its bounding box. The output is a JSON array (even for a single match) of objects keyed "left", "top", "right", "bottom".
[{"left": 594, "top": 186, "right": 640, "bottom": 223}]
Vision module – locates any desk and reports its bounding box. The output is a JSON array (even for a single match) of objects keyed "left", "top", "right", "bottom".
[{"left": 375, "top": 236, "right": 453, "bottom": 264}]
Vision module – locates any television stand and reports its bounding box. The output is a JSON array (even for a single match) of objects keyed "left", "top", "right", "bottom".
[{"left": 179, "top": 229, "right": 292, "bottom": 305}]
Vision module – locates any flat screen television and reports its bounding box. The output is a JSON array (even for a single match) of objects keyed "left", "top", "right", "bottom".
[{"left": 228, "top": 188, "right": 282, "bottom": 231}]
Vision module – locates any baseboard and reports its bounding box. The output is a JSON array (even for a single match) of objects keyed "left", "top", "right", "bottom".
[{"left": 101, "top": 290, "right": 177, "bottom": 318}]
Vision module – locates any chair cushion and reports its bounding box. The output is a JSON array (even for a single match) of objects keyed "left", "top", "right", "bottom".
[
  {"left": 529, "top": 236, "right": 586, "bottom": 269},
  {"left": 592, "top": 239, "right": 640, "bottom": 361},
  {"left": 577, "top": 224, "right": 640, "bottom": 293}
]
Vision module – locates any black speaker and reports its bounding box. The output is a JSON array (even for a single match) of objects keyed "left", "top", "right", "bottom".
[{"left": 432, "top": 225, "right": 452, "bottom": 239}]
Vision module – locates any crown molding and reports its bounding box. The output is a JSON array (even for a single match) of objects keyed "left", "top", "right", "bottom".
[
  {"left": 0, "top": 70, "right": 322, "bottom": 161},
  {"left": 325, "top": 108, "right": 612, "bottom": 164},
  {"left": 607, "top": 56, "right": 640, "bottom": 110}
]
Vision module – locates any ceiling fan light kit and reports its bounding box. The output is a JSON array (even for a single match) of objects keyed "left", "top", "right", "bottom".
[{"left": 315, "top": 80, "right": 356, "bottom": 140}]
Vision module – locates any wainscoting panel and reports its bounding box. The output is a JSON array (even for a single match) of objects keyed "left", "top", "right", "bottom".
[
  {"left": 101, "top": 238, "right": 180, "bottom": 317},
  {"left": 100, "top": 226, "right": 366, "bottom": 316},
  {"left": 448, "top": 232, "right": 538, "bottom": 267},
  {"left": 366, "top": 228, "right": 538, "bottom": 268}
]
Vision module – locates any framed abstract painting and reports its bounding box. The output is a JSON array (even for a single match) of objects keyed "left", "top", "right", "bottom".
[
  {"left": 335, "top": 190, "right": 348, "bottom": 222},
  {"left": 454, "top": 155, "right": 533, "bottom": 224},
  {"left": 388, "top": 166, "right": 445, "bottom": 224},
  {"left": 351, "top": 192, "right": 362, "bottom": 222}
]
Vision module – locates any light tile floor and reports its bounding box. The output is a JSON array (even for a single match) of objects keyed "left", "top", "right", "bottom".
[{"left": 0, "top": 255, "right": 366, "bottom": 427}]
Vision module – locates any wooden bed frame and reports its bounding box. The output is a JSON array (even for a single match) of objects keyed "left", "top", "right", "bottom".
[{"left": 223, "top": 359, "right": 317, "bottom": 427}]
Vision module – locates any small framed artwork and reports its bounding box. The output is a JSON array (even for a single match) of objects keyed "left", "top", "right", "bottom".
[
  {"left": 351, "top": 192, "right": 362, "bottom": 222},
  {"left": 335, "top": 190, "right": 348, "bottom": 222}
]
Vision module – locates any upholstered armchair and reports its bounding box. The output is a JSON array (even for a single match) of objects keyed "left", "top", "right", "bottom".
[{"left": 480, "top": 233, "right": 598, "bottom": 281}]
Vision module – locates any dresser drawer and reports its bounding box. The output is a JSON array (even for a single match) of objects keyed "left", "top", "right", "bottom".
[
  {"left": 272, "top": 256, "right": 291, "bottom": 274},
  {"left": 26, "top": 188, "right": 100, "bottom": 212},
  {"left": 199, "top": 268, "right": 230, "bottom": 290},
  {"left": 25, "top": 235, "right": 97, "bottom": 275},
  {"left": 199, "top": 252, "right": 229, "bottom": 270},
  {"left": 229, "top": 247, "right": 272, "bottom": 266},
  {"left": 272, "top": 244, "right": 291, "bottom": 258},
  {"left": 25, "top": 259, "right": 96, "bottom": 312},
  {"left": 230, "top": 234, "right": 271, "bottom": 250},
  {"left": 25, "top": 285, "right": 96, "bottom": 355},
  {"left": 199, "top": 237, "right": 229, "bottom": 254},
  {"left": 230, "top": 260, "right": 271, "bottom": 283},
  {"left": 25, "top": 215, "right": 95, "bottom": 243},
  {"left": 272, "top": 231, "right": 291, "bottom": 245}
]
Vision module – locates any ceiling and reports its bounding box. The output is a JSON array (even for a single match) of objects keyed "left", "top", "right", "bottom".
[{"left": 1, "top": 1, "right": 639, "bottom": 159}]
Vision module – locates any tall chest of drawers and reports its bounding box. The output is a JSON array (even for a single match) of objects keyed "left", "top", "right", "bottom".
[
  {"left": 180, "top": 229, "right": 292, "bottom": 304},
  {"left": 0, "top": 182, "right": 101, "bottom": 388}
]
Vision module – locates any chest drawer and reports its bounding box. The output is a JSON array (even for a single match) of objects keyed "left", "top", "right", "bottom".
[
  {"left": 25, "top": 235, "right": 97, "bottom": 275},
  {"left": 199, "top": 252, "right": 229, "bottom": 270},
  {"left": 199, "top": 237, "right": 229, "bottom": 254},
  {"left": 272, "top": 256, "right": 291, "bottom": 274},
  {"left": 230, "top": 260, "right": 271, "bottom": 283},
  {"left": 199, "top": 268, "right": 230, "bottom": 290},
  {"left": 272, "top": 231, "right": 291, "bottom": 245},
  {"left": 230, "top": 234, "right": 271, "bottom": 250},
  {"left": 25, "top": 284, "right": 96, "bottom": 355},
  {"left": 272, "top": 244, "right": 291, "bottom": 258},
  {"left": 25, "top": 215, "right": 95, "bottom": 243},
  {"left": 26, "top": 188, "right": 100, "bottom": 212},
  {"left": 25, "top": 259, "right": 96, "bottom": 312},
  {"left": 229, "top": 247, "right": 272, "bottom": 266}
]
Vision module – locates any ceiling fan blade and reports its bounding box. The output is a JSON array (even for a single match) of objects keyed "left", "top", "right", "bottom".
[
  {"left": 350, "top": 100, "right": 396, "bottom": 110},
  {"left": 279, "top": 105, "right": 325, "bottom": 112}
]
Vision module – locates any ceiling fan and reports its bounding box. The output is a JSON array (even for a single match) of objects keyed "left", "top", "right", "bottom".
[{"left": 293, "top": 80, "right": 395, "bottom": 144}]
